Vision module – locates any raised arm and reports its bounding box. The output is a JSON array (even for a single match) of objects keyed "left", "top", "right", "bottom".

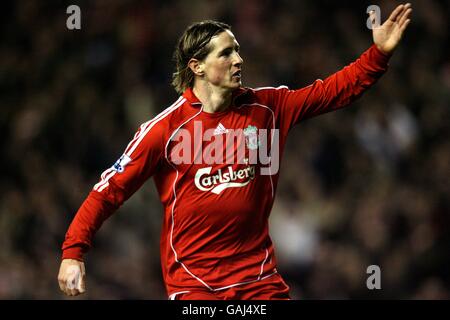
[{"left": 268, "top": 3, "right": 413, "bottom": 131}]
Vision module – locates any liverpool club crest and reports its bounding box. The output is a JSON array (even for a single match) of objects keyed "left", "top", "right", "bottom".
[{"left": 244, "top": 125, "right": 259, "bottom": 150}]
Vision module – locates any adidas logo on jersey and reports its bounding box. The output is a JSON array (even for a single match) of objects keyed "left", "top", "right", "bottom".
[{"left": 213, "top": 123, "right": 229, "bottom": 135}]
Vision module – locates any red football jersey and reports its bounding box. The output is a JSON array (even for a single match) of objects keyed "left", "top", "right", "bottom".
[{"left": 62, "top": 45, "right": 390, "bottom": 296}]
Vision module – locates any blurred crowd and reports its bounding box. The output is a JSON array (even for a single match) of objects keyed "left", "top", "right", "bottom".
[{"left": 0, "top": 0, "right": 449, "bottom": 299}]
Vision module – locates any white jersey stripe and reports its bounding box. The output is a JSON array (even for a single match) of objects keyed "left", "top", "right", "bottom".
[
  {"left": 93, "top": 170, "right": 116, "bottom": 191},
  {"left": 93, "top": 168, "right": 114, "bottom": 190},
  {"left": 253, "top": 85, "right": 289, "bottom": 91},
  {"left": 168, "top": 291, "right": 191, "bottom": 300},
  {"left": 97, "top": 182, "right": 109, "bottom": 192},
  {"left": 93, "top": 97, "right": 185, "bottom": 193},
  {"left": 213, "top": 270, "right": 278, "bottom": 292},
  {"left": 258, "top": 249, "right": 269, "bottom": 279},
  {"left": 164, "top": 106, "right": 214, "bottom": 290}
]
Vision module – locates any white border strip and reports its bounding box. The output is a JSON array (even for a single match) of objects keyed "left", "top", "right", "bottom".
[
  {"left": 253, "top": 85, "right": 289, "bottom": 91},
  {"left": 168, "top": 290, "right": 191, "bottom": 300},
  {"left": 213, "top": 270, "right": 278, "bottom": 292}
]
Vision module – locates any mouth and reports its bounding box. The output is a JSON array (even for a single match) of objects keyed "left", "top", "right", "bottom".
[{"left": 232, "top": 70, "right": 242, "bottom": 79}]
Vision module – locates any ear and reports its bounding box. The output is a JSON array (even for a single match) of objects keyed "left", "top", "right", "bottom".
[{"left": 188, "top": 58, "right": 205, "bottom": 76}]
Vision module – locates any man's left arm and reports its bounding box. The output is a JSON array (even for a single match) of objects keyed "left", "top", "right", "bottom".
[{"left": 273, "top": 3, "right": 412, "bottom": 128}]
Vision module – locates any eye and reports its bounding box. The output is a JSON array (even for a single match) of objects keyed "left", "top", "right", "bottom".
[{"left": 221, "top": 49, "right": 232, "bottom": 57}]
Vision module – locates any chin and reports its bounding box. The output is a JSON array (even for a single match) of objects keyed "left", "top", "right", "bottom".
[
  {"left": 232, "top": 81, "right": 242, "bottom": 88},
  {"left": 223, "top": 81, "right": 242, "bottom": 91}
]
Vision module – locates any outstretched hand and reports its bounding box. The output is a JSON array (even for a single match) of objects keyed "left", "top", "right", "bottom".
[{"left": 370, "top": 3, "right": 412, "bottom": 55}]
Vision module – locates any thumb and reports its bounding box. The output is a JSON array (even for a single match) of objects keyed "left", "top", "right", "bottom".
[
  {"left": 78, "top": 276, "right": 86, "bottom": 293},
  {"left": 79, "top": 266, "right": 86, "bottom": 293}
]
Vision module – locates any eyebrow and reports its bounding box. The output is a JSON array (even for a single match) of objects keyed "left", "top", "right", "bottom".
[{"left": 218, "top": 43, "right": 240, "bottom": 55}]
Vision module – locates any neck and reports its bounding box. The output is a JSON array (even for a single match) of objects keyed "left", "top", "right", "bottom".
[{"left": 193, "top": 83, "right": 233, "bottom": 113}]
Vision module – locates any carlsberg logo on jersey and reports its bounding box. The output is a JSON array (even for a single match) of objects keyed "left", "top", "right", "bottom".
[{"left": 195, "top": 165, "right": 256, "bottom": 194}]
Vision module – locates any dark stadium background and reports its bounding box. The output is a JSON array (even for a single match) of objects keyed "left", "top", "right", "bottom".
[{"left": 0, "top": 0, "right": 448, "bottom": 299}]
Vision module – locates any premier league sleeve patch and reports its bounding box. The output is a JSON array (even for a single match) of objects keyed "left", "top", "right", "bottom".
[{"left": 112, "top": 154, "right": 132, "bottom": 173}]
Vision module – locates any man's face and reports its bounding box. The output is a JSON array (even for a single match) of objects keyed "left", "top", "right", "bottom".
[{"left": 201, "top": 30, "right": 243, "bottom": 91}]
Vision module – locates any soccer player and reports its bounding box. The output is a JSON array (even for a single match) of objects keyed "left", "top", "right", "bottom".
[{"left": 58, "top": 4, "right": 412, "bottom": 299}]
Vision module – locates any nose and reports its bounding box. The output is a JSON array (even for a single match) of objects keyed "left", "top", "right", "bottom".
[{"left": 233, "top": 52, "right": 244, "bottom": 66}]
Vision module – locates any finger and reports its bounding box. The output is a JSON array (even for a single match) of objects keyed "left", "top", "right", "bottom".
[
  {"left": 58, "top": 279, "right": 66, "bottom": 292},
  {"left": 66, "top": 275, "right": 79, "bottom": 291},
  {"left": 388, "top": 4, "right": 405, "bottom": 23},
  {"left": 77, "top": 275, "right": 85, "bottom": 293},
  {"left": 59, "top": 276, "right": 72, "bottom": 295},
  {"left": 403, "top": 3, "right": 412, "bottom": 10},
  {"left": 79, "top": 273, "right": 86, "bottom": 293},
  {"left": 400, "top": 19, "right": 411, "bottom": 33},
  {"left": 68, "top": 288, "right": 79, "bottom": 296},
  {"left": 398, "top": 8, "right": 412, "bottom": 27},
  {"left": 68, "top": 284, "right": 81, "bottom": 296},
  {"left": 66, "top": 265, "right": 81, "bottom": 290},
  {"left": 64, "top": 289, "right": 72, "bottom": 297},
  {"left": 79, "top": 283, "right": 86, "bottom": 293},
  {"left": 58, "top": 275, "right": 64, "bottom": 289},
  {"left": 63, "top": 286, "right": 72, "bottom": 296}
]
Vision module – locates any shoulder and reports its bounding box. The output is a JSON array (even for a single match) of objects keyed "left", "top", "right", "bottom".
[
  {"left": 130, "top": 96, "right": 188, "bottom": 146},
  {"left": 245, "top": 85, "right": 290, "bottom": 98},
  {"left": 250, "top": 85, "right": 290, "bottom": 92},
  {"left": 142, "top": 96, "right": 188, "bottom": 131},
  {"left": 238, "top": 86, "right": 290, "bottom": 105}
]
